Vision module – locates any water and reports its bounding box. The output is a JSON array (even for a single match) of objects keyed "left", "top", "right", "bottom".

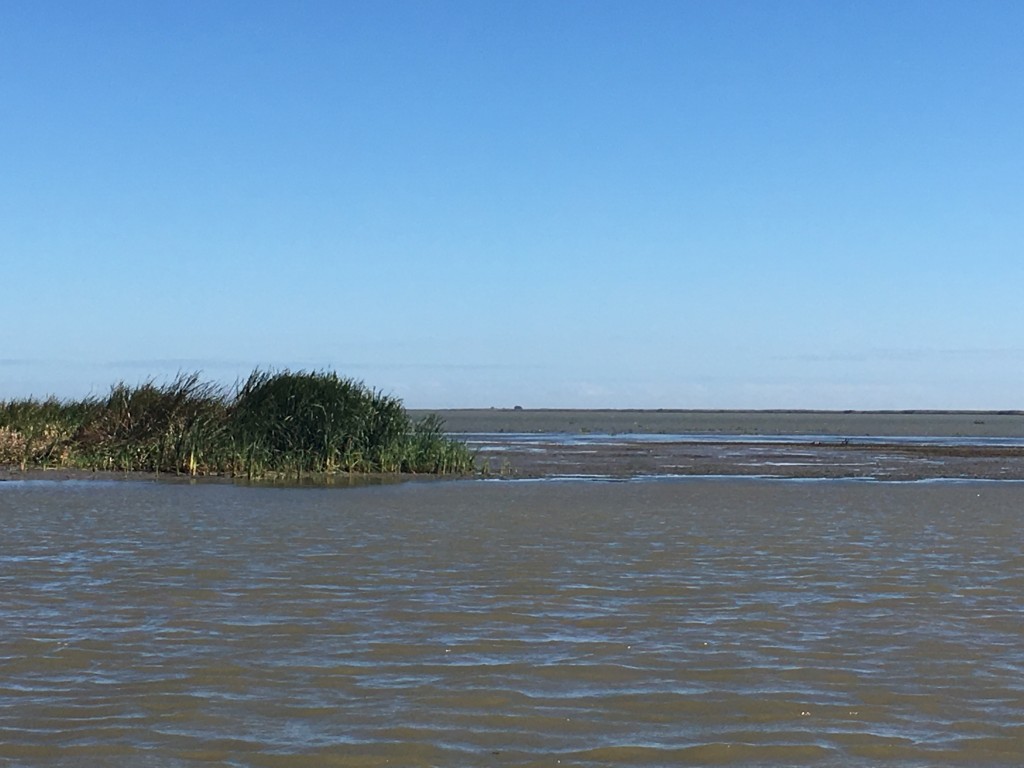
[{"left": 2, "top": 478, "right": 1024, "bottom": 766}]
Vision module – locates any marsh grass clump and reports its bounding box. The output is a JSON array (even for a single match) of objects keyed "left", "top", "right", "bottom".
[
  {"left": 234, "top": 370, "right": 411, "bottom": 476},
  {"left": 0, "top": 396, "right": 96, "bottom": 470},
  {"left": 0, "top": 370, "right": 472, "bottom": 479},
  {"left": 76, "top": 374, "right": 232, "bottom": 474}
]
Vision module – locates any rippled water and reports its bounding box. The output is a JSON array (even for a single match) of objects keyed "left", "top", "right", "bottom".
[{"left": 2, "top": 478, "right": 1023, "bottom": 766}]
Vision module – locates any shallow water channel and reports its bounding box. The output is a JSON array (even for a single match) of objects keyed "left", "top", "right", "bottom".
[{"left": 2, "top": 478, "right": 1023, "bottom": 766}]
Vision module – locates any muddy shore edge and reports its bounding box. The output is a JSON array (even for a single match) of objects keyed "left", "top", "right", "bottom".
[{"left": 420, "top": 409, "right": 1024, "bottom": 482}]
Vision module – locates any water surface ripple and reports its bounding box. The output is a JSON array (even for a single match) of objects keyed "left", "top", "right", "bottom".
[{"left": 2, "top": 479, "right": 1023, "bottom": 766}]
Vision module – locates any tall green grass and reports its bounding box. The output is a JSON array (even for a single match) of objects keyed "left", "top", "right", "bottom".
[{"left": 0, "top": 370, "right": 473, "bottom": 478}]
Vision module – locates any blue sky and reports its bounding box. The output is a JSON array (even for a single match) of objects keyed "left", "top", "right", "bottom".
[{"left": 3, "top": 1, "right": 1022, "bottom": 408}]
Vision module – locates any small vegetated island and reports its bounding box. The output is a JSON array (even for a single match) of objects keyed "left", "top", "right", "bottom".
[{"left": 0, "top": 370, "right": 473, "bottom": 479}]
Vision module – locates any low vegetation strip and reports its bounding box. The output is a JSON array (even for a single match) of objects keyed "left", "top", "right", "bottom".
[{"left": 0, "top": 371, "right": 473, "bottom": 478}]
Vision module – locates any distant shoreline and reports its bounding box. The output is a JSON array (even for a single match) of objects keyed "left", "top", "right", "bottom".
[{"left": 412, "top": 408, "right": 1024, "bottom": 439}]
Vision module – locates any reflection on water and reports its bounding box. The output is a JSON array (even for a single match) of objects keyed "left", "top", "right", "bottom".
[{"left": 2, "top": 479, "right": 1023, "bottom": 765}]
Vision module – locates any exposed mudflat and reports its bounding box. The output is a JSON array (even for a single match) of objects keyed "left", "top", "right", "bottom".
[
  {"left": 414, "top": 409, "right": 1024, "bottom": 481},
  {"left": 464, "top": 435, "right": 1024, "bottom": 481}
]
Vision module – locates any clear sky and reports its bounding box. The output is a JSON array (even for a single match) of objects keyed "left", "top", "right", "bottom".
[{"left": 3, "top": 1, "right": 1022, "bottom": 409}]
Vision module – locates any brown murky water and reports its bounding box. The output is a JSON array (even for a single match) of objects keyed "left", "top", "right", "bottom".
[{"left": 2, "top": 478, "right": 1023, "bottom": 766}]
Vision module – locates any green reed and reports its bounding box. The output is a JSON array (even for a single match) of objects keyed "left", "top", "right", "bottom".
[{"left": 0, "top": 370, "right": 473, "bottom": 478}]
